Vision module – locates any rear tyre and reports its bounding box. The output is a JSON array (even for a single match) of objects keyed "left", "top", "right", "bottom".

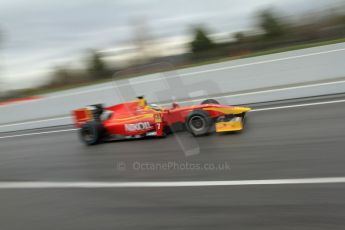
[
  {"left": 201, "top": 99, "right": 219, "bottom": 105},
  {"left": 79, "top": 121, "right": 104, "bottom": 145},
  {"left": 185, "top": 110, "right": 213, "bottom": 136}
]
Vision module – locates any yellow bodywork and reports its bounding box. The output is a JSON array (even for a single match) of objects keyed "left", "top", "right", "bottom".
[
  {"left": 215, "top": 118, "right": 244, "bottom": 132},
  {"left": 203, "top": 106, "right": 249, "bottom": 132},
  {"left": 204, "top": 106, "right": 251, "bottom": 115}
]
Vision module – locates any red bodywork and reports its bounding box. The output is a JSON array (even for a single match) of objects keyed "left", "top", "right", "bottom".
[{"left": 73, "top": 99, "right": 250, "bottom": 137}]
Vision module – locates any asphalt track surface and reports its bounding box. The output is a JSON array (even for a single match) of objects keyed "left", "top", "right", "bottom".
[{"left": 1, "top": 95, "right": 345, "bottom": 229}]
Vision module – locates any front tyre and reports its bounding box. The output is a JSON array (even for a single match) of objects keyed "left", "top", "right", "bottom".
[
  {"left": 185, "top": 110, "right": 213, "bottom": 136},
  {"left": 241, "top": 112, "right": 247, "bottom": 127},
  {"left": 79, "top": 121, "right": 104, "bottom": 145},
  {"left": 201, "top": 99, "right": 219, "bottom": 105}
]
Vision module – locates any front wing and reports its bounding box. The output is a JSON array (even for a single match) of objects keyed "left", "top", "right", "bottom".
[{"left": 215, "top": 117, "right": 244, "bottom": 132}]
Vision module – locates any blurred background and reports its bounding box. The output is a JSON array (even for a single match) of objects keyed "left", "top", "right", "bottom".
[
  {"left": 0, "top": 0, "right": 344, "bottom": 101},
  {"left": 1, "top": 2, "right": 345, "bottom": 229}
]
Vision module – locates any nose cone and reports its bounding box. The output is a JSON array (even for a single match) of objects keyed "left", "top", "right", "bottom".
[{"left": 234, "top": 106, "right": 251, "bottom": 113}]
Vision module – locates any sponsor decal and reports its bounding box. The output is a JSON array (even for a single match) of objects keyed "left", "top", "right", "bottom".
[
  {"left": 125, "top": 122, "right": 152, "bottom": 132},
  {"left": 154, "top": 114, "right": 162, "bottom": 122}
]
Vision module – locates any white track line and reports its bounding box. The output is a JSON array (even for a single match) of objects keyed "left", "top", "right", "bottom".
[
  {"left": 55, "top": 47, "right": 345, "bottom": 94},
  {"left": 1, "top": 46, "right": 345, "bottom": 104},
  {"left": 0, "top": 128, "right": 77, "bottom": 140},
  {"left": 0, "top": 116, "right": 72, "bottom": 128},
  {"left": 0, "top": 177, "right": 345, "bottom": 189},
  {"left": 3, "top": 78, "right": 345, "bottom": 130},
  {"left": 251, "top": 98, "right": 345, "bottom": 112},
  {"left": 171, "top": 79, "right": 345, "bottom": 105},
  {"left": 1, "top": 98, "right": 345, "bottom": 139},
  {"left": 181, "top": 47, "right": 345, "bottom": 77}
]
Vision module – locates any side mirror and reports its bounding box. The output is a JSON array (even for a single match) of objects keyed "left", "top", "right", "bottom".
[{"left": 172, "top": 102, "right": 180, "bottom": 109}]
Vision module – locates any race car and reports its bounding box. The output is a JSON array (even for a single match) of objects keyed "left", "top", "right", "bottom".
[{"left": 72, "top": 96, "right": 251, "bottom": 145}]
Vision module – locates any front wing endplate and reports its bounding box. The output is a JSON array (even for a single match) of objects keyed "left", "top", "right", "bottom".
[{"left": 215, "top": 119, "right": 243, "bottom": 132}]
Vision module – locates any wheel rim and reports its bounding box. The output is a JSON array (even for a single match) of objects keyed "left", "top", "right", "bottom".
[
  {"left": 189, "top": 116, "right": 205, "bottom": 131},
  {"left": 82, "top": 128, "right": 94, "bottom": 142}
]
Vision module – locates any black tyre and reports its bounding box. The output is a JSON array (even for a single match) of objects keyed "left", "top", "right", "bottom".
[
  {"left": 79, "top": 121, "right": 104, "bottom": 145},
  {"left": 185, "top": 110, "right": 213, "bottom": 136},
  {"left": 238, "top": 112, "right": 247, "bottom": 127},
  {"left": 201, "top": 99, "right": 220, "bottom": 105}
]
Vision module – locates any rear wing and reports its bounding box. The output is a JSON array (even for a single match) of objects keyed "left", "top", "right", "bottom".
[
  {"left": 72, "top": 108, "right": 93, "bottom": 128},
  {"left": 72, "top": 104, "right": 104, "bottom": 128}
]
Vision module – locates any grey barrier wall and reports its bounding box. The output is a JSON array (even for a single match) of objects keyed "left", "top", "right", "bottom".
[{"left": 1, "top": 42, "right": 345, "bottom": 132}]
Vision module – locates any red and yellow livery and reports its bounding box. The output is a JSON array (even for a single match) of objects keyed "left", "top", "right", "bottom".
[{"left": 72, "top": 97, "right": 251, "bottom": 145}]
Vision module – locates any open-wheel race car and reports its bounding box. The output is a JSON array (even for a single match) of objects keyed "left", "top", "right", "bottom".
[{"left": 72, "top": 96, "right": 251, "bottom": 145}]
